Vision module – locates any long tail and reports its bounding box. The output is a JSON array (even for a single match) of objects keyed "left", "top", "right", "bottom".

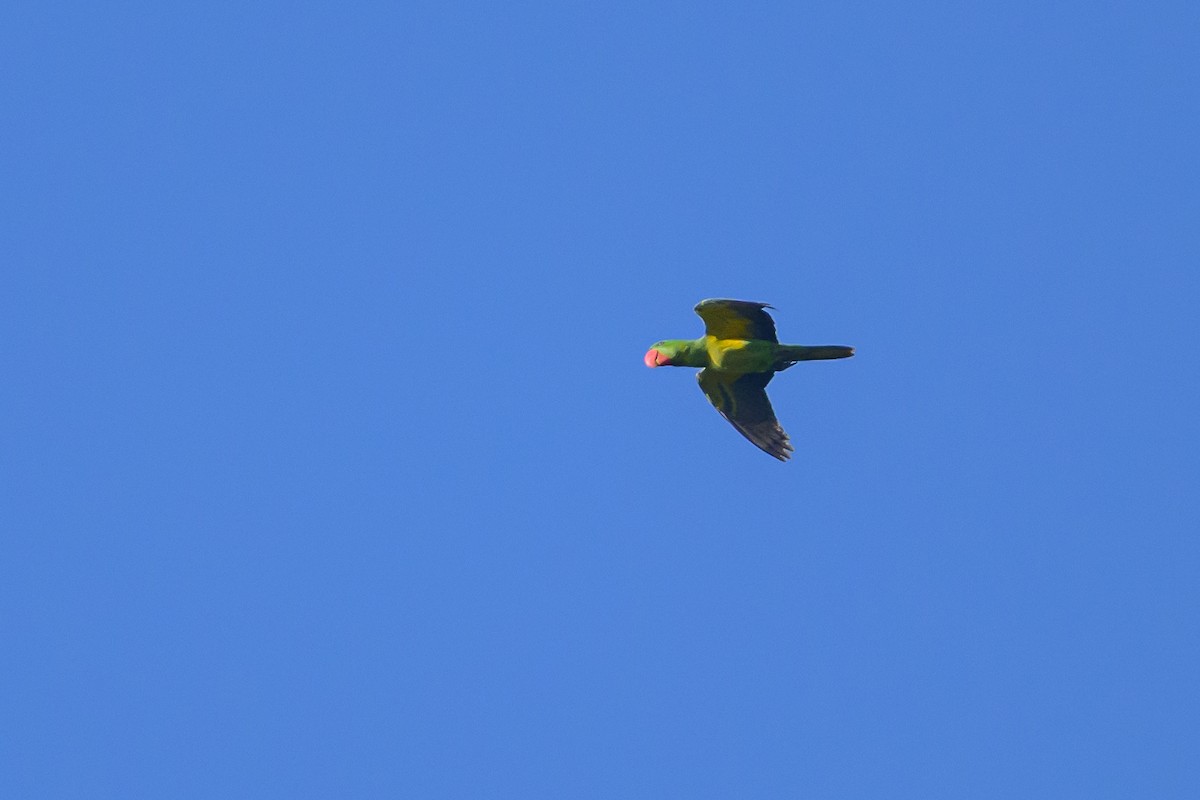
[{"left": 776, "top": 344, "right": 855, "bottom": 366}]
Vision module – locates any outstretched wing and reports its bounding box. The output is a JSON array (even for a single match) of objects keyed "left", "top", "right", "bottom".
[
  {"left": 694, "top": 299, "right": 778, "bottom": 343},
  {"left": 697, "top": 368, "right": 793, "bottom": 461}
]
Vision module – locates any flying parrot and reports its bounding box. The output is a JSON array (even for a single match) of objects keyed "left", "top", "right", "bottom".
[{"left": 644, "top": 299, "right": 854, "bottom": 461}]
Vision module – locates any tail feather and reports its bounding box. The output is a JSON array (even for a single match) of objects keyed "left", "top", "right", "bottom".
[{"left": 777, "top": 345, "right": 855, "bottom": 363}]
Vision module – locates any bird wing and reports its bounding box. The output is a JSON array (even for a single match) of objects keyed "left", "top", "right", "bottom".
[
  {"left": 697, "top": 368, "right": 793, "bottom": 461},
  {"left": 694, "top": 299, "right": 778, "bottom": 343}
]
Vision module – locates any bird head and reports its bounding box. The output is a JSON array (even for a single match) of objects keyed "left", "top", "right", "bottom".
[{"left": 644, "top": 341, "right": 677, "bottom": 368}]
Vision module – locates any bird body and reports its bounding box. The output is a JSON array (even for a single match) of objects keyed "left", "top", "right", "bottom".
[
  {"left": 645, "top": 299, "right": 854, "bottom": 461},
  {"left": 644, "top": 336, "right": 783, "bottom": 371}
]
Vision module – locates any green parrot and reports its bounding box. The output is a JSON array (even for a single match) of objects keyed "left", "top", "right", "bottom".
[{"left": 644, "top": 299, "right": 854, "bottom": 461}]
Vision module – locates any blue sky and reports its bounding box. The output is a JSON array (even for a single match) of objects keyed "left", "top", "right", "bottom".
[{"left": 3, "top": 1, "right": 1198, "bottom": 797}]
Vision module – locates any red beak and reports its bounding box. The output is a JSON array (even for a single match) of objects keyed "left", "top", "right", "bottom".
[{"left": 644, "top": 348, "right": 666, "bottom": 368}]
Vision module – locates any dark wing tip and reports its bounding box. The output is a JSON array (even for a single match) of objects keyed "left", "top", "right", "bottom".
[
  {"left": 694, "top": 298, "right": 774, "bottom": 312},
  {"left": 738, "top": 420, "right": 793, "bottom": 461},
  {"left": 721, "top": 408, "right": 794, "bottom": 461}
]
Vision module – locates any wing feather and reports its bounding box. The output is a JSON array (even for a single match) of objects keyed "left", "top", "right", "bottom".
[
  {"left": 697, "top": 369, "right": 793, "bottom": 461},
  {"left": 694, "top": 299, "right": 778, "bottom": 342}
]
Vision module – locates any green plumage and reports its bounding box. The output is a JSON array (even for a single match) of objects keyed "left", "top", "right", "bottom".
[{"left": 645, "top": 299, "right": 854, "bottom": 461}]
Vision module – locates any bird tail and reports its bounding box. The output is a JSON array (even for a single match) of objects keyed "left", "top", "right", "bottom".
[{"left": 777, "top": 345, "right": 855, "bottom": 363}]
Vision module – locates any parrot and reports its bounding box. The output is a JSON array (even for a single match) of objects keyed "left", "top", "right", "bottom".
[{"left": 644, "top": 299, "right": 854, "bottom": 461}]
